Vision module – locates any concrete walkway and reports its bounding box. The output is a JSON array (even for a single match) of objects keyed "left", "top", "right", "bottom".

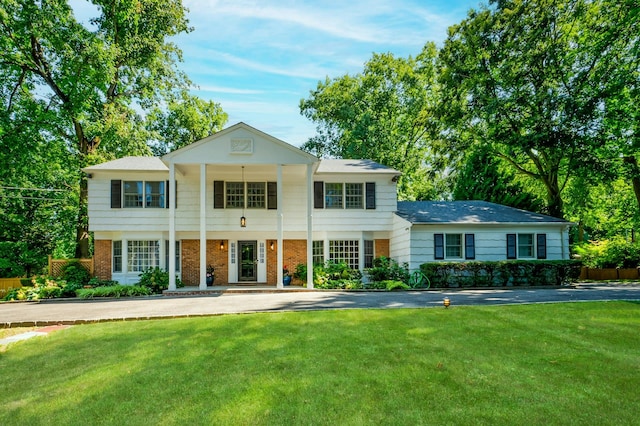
[{"left": 1, "top": 283, "right": 639, "bottom": 328}]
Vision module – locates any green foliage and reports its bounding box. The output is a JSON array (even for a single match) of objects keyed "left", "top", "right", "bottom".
[
  {"left": 383, "top": 280, "right": 410, "bottom": 291},
  {"left": 2, "top": 276, "right": 79, "bottom": 301},
  {"left": 365, "top": 256, "right": 409, "bottom": 283},
  {"left": 420, "top": 261, "right": 582, "bottom": 288},
  {"left": 300, "top": 43, "right": 446, "bottom": 200},
  {"left": 574, "top": 237, "right": 640, "bottom": 268},
  {"left": 87, "top": 277, "right": 120, "bottom": 287},
  {"left": 452, "top": 146, "right": 545, "bottom": 213},
  {"left": 76, "top": 285, "right": 152, "bottom": 299},
  {"left": 294, "top": 261, "right": 363, "bottom": 289},
  {"left": 59, "top": 260, "right": 91, "bottom": 286},
  {"left": 0, "top": 241, "right": 45, "bottom": 278},
  {"left": 137, "top": 267, "right": 183, "bottom": 294}
]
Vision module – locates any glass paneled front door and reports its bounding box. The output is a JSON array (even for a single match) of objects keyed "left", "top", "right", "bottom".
[{"left": 238, "top": 241, "right": 257, "bottom": 281}]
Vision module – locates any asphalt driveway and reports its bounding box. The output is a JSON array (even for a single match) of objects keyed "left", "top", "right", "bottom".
[{"left": 1, "top": 283, "right": 639, "bottom": 327}]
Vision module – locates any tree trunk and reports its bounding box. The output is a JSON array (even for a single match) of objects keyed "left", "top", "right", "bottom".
[
  {"left": 74, "top": 120, "right": 90, "bottom": 259},
  {"left": 623, "top": 156, "right": 640, "bottom": 210}
]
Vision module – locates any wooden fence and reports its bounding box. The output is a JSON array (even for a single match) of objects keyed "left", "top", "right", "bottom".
[
  {"left": 580, "top": 267, "right": 640, "bottom": 280},
  {"left": 0, "top": 278, "right": 26, "bottom": 296},
  {"left": 48, "top": 256, "right": 94, "bottom": 278}
]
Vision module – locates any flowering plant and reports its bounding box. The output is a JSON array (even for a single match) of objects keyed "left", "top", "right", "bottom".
[
  {"left": 206, "top": 264, "right": 215, "bottom": 277},
  {"left": 283, "top": 265, "right": 289, "bottom": 276}
]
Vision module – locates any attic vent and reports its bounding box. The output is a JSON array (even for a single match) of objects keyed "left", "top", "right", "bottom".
[{"left": 231, "top": 138, "right": 253, "bottom": 154}]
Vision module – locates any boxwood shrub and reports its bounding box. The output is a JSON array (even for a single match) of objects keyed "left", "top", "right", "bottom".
[{"left": 420, "top": 260, "right": 582, "bottom": 288}]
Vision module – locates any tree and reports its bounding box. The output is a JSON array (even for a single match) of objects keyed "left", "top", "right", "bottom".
[
  {"left": 300, "top": 43, "right": 445, "bottom": 200},
  {"left": 147, "top": 92, "right": 228, "bottom": 155},
  {"left": 452, "top": 145, "right": 544, "bottom": 212},
  {"left": 0, "top": 0, "right": 218, "bottom": 258},
  {"left": 438, "top": 0, "right": 636, "bottom": 218}
]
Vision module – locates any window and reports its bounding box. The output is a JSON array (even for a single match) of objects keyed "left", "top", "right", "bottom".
[
  {"left": 145, "top": 181, "right": 165, "bottom": 208},
  {"left": 436, "top": 233, "right": 474, "bottom": 260},
  {"left": 518, "top": 233, "right": 534, "bottom": 258},
  {"left": 313, "top": 240, "right": 324, "bottom": 265},
  {"left": 345, "top": 183, "right": 363, "bottom": 209},
  {"left": 507, "top": 233, "right": 542, "bottom": 259},
  {"left": 246, "top": 182, "right": 266, "bottom": 208},
  {"left": 124, "top": 181, "right": 143, "bottom": 207},
  {"left": 314, "top": 181, "right": 375, "bottom": 210},
  {"left": 123, "top": 181, "right": 165, "bottom": 208},
  {"left": 325, "top": 183, "right": 343, "bottom": 209},
  {"left": 329, "top": 240, "right": 359, "bottom": 270},
  {"left": 226, "top": 182, "right": 244, "bottom": 208},
  {"left": 113, "top": 241, "right": 122, "bottom": 273},
  {"left": 364, "top": 240, "right": 374, "bottom": 268},
  {"left": 128, "top": 240, "right": 160, "bottom": 272},
  {"left": 445, "top": 234, "right": 462, "bottom": 258},
  {"left": 164, "top": 240, "right": 181, "bottom": 272}
]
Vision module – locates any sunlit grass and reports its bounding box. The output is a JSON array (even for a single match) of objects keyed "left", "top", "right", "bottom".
[{"left": 1, "top": 302, "right": 638, "bottom": 425}]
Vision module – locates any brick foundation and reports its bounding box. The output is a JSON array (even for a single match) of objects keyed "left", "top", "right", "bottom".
[
  {"left": 94, "top": 240, "right": 112, "bottom": 280},
  {"left": 182, "top": 240, "right": 229, "bottom": 286}
]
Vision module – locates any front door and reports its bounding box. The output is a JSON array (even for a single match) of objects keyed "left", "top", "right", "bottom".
[{"left": 238, "top": 241, "right": 257, "bottom": 282}]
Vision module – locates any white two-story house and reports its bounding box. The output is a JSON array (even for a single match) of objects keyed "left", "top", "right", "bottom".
[{"left": 84, "top": 122, "right": 572, "bottom": 289}]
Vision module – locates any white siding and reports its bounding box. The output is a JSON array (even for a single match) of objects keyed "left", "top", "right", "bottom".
[{"left": 406, "top": 224, "right": 570, "bottom": 270}]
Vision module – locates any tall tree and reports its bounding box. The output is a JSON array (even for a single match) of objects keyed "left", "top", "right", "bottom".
[
  {"left": 438, "top": 0, "right": 636, "bottom": 218},
  {"left": 146, "top": 92, "right": 228, "bottom": 155},
  {"left": 300, "top": 43, "right": 445, "bottom": 200},
  {"left": 0, "top": 0, "right": 211, "bottom": 257}
]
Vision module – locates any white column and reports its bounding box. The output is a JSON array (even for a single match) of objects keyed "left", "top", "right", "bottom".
[
  {"left": 199, "top": 163, "right": 207, "bottom": 289},
  {"left": 168, "top": 163, "right": 176, "bottom": 290},
  {"left": 306, "top": 163, "right": 314, "bottom": 289},
  {"left": 277, "top": 164, "right": 284, "bottom": 289}
]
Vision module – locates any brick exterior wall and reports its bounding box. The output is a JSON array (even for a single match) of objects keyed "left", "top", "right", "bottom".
[
  {"left": 181, "top": 240, "right": 199, "bottom": 285},
  {"left": 208, "top": 240, "right": 228, "bottom": 285},
  {"left": 94, "top": 240, "right": 112, "bottom": 280},
  {"left": 284, "top": 240, "right": 307, "bottom": 285},
  {"left": 375, "top": 239, "right": 390, "bottom": 258}
]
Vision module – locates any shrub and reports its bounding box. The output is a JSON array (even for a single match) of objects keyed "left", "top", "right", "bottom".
[
  {"left": 365, "top": 256, "right": 409, "bottom": 283},
  {"left": 60, "top": 260, "right": 91, "bottom": 286},
  {"left": 2, "top": 276, "right": 70, "bottom": 301},
  {"left": 383, "top": 280, "right": 410, "bottom": 291},
  {"left": 137, "top": 267, "right": 183, "bottom": 294},
  {"left": 420, "top": 260, "right": 581, "bottom": 288},
  {"left": 76, "top": 285, "right": 152, "bottom": 299},
  {"left": 574, "top": 237, "right": 640, "bottom": 268},
  {"left": 87, "top": 277, "right": 120, "bottom": 287},
  {"left": 293, "top": 261, "right": 363, "bottom": 289}
]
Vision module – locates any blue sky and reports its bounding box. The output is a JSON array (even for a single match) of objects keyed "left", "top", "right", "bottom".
[{"left": 74, "top": 0, "right": 482, "bottom": 146}]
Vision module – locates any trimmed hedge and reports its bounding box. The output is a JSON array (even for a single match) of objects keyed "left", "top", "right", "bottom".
[{"left": 420, "top": 260, "right": 582, "bottom": 288}]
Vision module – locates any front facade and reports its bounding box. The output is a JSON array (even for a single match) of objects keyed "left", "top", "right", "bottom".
[
  {"left": 85, "top": 123, "right": 398, "bottom": 289},
  {"left": 85, "top": 123, "right": 572, "bottom": 289}
]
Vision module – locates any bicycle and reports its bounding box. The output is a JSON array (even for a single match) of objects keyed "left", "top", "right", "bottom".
[{"left": 408, "top": 270, "right": 430, "bottom": 289}]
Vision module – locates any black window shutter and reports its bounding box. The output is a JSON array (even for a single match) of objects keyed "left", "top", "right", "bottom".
[
  {"left": 314, "top": 181, "right": 324, "bottom": 209},
  {"left": 537, "top": 234, "right": 547, "bottom": 259},
  {"left": 434, "top": 233, "right": 444, "bottom": 260},
  {"left": 214, "top": 181, "right": 224, "bottom": 209},
  {"left": 165, "top": 180, "right": 177, "bottom": 209},
  {"left": 365, "top": 182, "right": 376, "bottom": 209},
  {"left": 111, "top": 180, "right": 122, "bottom": 208},
  {"left": 465, "top": 234, "right": 476, "bottom": 259},
  {"left": 507, "top": 234, "right": 517, "bottom": 259},
  {"left": 267, "top": 182, "right": 277, "bottom": 210}
]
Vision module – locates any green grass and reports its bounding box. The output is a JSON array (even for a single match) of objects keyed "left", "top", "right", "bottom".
[{"left": 1, "top": 302, "right": 639, "bottom": 425}]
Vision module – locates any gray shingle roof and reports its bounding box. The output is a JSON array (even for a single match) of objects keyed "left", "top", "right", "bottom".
[
  {"left": 316, "top": 159, "right": 400, "bottom": 175},
  {"left": 396, "top": 201, "right": 570, "bottom": 224},
  {"left": 83, "top": 156, "right": 168, "bottom": 172}
]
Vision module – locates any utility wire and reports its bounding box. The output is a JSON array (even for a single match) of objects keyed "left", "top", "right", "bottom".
[{"left": 0, "top": 186, "right": 68, "bottom": 192}]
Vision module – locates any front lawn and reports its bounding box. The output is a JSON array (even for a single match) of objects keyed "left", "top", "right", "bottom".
[{"left": 1, "top": 302, "right": 638, "bottom": 425}]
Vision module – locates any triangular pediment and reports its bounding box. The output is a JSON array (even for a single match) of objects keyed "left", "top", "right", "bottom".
[{"left": 162, "top": 122, "right": 318, "bottom": 165}]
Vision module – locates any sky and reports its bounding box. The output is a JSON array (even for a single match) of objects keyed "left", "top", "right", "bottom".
[{"left": 73, "top": 0, "right": 482, "bottom": 146}]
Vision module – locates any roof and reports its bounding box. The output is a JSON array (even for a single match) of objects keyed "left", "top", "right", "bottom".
[
  {"left": 316, "top": 159, "right": 401, "bottom": 175},
  {"left": 83, "top": 156, "right": 168, "bottom": 172},
  {"left": 396, "top": 200, "right": 571, "bottom": 225}
]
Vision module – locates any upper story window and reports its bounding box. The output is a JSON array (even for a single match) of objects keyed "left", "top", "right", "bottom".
[
  {"left": 111, "top": 180, "right": 172, "bottom": 209},
  {"left": 314, "top": 181, "right": 376, "bottom": 210},
  {"left": 123, "top": 181, "right": 165, "bottom": 208},
  {"left": 214, "top": 181, "right": 276, "bottom": 210}
]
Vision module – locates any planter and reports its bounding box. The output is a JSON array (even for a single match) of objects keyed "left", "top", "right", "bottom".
[
  {"left": 206, "top": 275, "right": 214, "bottom": 286},
  {"left": 283, "top": 275, "right": 292, "bottom": 286}
]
